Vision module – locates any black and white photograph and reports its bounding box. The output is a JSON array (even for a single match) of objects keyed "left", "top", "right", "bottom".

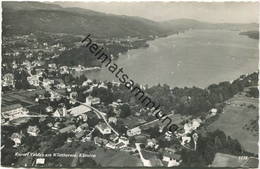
[{"left": 1, "top": 1, "right": 259, "bottom": 168}]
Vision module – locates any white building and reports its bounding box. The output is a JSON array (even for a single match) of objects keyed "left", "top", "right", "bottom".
[
  {"left": 68, "top": 105, "right": 91, "bottom": 117},
  {"left": 27, "top": 126, "right": 40, "bottom": 136},
  {"left": 208, "top": 108, "right": 218, "bottom": 118},
  {"left": 96, "top": 122, "right": 111, "bottom": 135},
  {"left": 127, "top": 127, "right": 141, "bottom": 136},
  {"left": 56, "top": 83, "right": 66, "bottom": 89},
  {"left": 167, "top": 159, "right": 181, "bottom": 167},
  {"left": 45, "top": 106, "right": 54, "bottom": 113},
  {"left": 2, "top": 73, "right": 15, "bottom": 87},
  {"left": 10, "top": 133, "right": 22, "bottom": 147},
  {"left": 42, "top": 79, "right": 54, "bottom": 88},
  {"left": 112, "top": 80, "right": 120, "bottom": 87},
  {"left": 2, "top": 104, "right": 28, "bottom": 121},
  {"left": 91, "top": 97, "right": 101, "bottom": 105},
  {"left": 183, "top": 118, "right": 202, "bottom": 134},
  {"left": 181, "top": 136, "right": 191, "bottom": 145},
  {"left": 59, "top": 66, "right": 69, "bottom": 74},
  {"left": 106, "top": 142, "right": 117, "bottom": 149},
  {"left": 108, "top": 116, "right": 117, "bottom": 124},
  {"left": 85, "top": 96, "right": 101, "bottom": 106},
  {"left": 82, "top": 79, "right": 93, "bottom": 86},
  {"left": 147, "top": 138, "right": 157, "bottom": 148},
  {"left": 48, "top": 63, "right": 57, "bottom": 69},
  {"left": 53, "top": 107, "right": 67, "bottom": 118},
  {"left": 118, "top": 136, "right": 129, "bottom": 145},
  {"left": 162, "top": 151, "right": 182, "bottom": 167},
  {"left": 27, "top": 75, "right": 40, "bottom": 86},
  {"left": 98, "top": 82, "right": 108, "bottom": 89}
]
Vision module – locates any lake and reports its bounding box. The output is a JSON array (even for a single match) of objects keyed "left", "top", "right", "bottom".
[{"left": 84, "top": 29, "right": 258, "bottom": 88}]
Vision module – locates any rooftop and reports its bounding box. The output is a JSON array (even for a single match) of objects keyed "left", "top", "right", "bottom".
[
  {"left": 96, "top": 122, "right": 110, "bottom": 130},
  {"left": 2, "top": 104, "right": 23, "bottom": 112},
  {"left": 68, "top": 105, "right": 91, "bottom": 116},
  {"left": 59, "top": 125, "right": 76, "bottom": 133}
]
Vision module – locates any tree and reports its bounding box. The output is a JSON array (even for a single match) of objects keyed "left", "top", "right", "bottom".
[
  {"left": 145, "top": 126, "right": 160, "bottom": 138},
  {"left": 92, "top": 87, "right": 114, "bottom": 104},
  {"left": 1, "top": 147, "right": 17, "bottom": 166},
  {"left": 120, "top": 104, "right": 131, "bottom": 118},
  {"left": 22, "top": 136, "right": 38, "bottom": 151},
  {"left": 246, "top": 87, "right": 259, "bottom": 98},
  {"left": 3, "top": 138, "right": 15, "bottom": 148},
  {"left": 180, "top": 130, "right": 247, "bottom": 167}
]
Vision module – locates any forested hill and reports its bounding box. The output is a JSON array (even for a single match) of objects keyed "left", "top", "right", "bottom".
[
  {"left": 2, "top": 2, "right": 168, "bottom": 38},
  {"left": 161, "top": 19, "right": 258, "bottom": 32},
  {"left": 2, "top": 2, "right": 259, "bottom": 38},
  {"left": 240, "top": 31, "right": 259, "bottom": 39}
]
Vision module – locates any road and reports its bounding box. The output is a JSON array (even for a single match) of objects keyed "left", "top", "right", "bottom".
[
  {"left": 135, "top": 143, "right": 152, "bottom": 167},
  {"left": 47, "top": 88, "right": 119, "bottom": 136},
  {"left": 47, "top": 88, "right": 197, "bottom": 152}
]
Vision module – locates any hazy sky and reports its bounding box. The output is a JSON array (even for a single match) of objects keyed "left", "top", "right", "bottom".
[{"left": 56, "top": 2, "right": 259, "bottom": 23}]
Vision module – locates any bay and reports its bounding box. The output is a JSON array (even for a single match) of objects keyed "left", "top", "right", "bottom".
[{"left": 83, "top": 29, "right": 258, "bottom": 88}]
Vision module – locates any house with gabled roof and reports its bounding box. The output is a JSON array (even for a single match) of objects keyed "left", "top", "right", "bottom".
[{"left": 96, "top": 122, "right": 111, "bottom": 135}]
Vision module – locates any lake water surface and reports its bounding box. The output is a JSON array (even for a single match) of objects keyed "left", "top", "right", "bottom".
[{"left": 85, "top": 29, "right": 258, "bottom": 88}]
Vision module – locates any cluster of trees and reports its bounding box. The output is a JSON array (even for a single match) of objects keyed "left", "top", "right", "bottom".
[
  {"left": 2, "top": 68, "right": 33, "bottom": 92},
  {"left": 13, "top": 69, "right": 31, "bottom": 89},
  {"left": 246, "top": 87, "right": 259, "bottom": 98},
  {"left": 180, "top": 130, "right": 253, "bottom": 167},
  {"left": 243, "top": 117, "right": 259, "bottom": 136},
  {"left": 1, "top": 125, "right": 18, "bottom": 166},
  {"left": 55, "top": 39, "right": 133, "bottom": 67},
  {"left": 240, "top": 31, "right": 259, "bottom": 40},
  {"left": 34, "top": 31, "right": 81, "bottom": 48},
  {"left": 1, "top": 141, "right": 17, "bottom": 166},
  {"left": 55, "top": 47, "right": 102, "bottom": 67},
  {"left": 55, "top": 73, "right": 134, "bottom": 106},
  {"left": 79, "top": 72, "right": 257, "bottom": 122},
  {"left": 66, "top": 72, "right": 258, "bottom": 120},
  {"left": 144, "top": 72, "right": 258, "bottom": 116},
  {"left": 91, "top": 86, "right": 114, "bottom": 105},
  {"left": 50, "top": 71, "right": 258, "bottom": 123}
]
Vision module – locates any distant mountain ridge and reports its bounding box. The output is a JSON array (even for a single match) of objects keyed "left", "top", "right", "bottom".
[
  {"left": 2, "top": 2, "right": 62, "bottom": 11},
  {"left": 161, "top": 19, "right": 258, "bottom": 32},
  {"left": 2, "top": 2, "right": 259, "bottom": 38},
  {"left": 2, "top": 2, "right": 167, "bottom": 38}
]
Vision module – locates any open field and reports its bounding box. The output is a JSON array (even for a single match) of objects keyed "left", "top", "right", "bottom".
[
  {"left": 2, "top": 89, "right": 45, "bottom": 108},
  {"left": 209, "top": 93, "right": 258, "bottom": 154},
  {"left": 211, "top": 153, "right": 253, "bottom": 167},
  {"left": 91, "top": 148, "right": 142, "bottom": 167}
]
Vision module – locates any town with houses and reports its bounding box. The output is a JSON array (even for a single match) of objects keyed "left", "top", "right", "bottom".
[
  {"left": 1, "top": 33, "right": 222, "bottom": 167},
  {"left": 2, "top": 32, "right": 258, "bottom": 168}
]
